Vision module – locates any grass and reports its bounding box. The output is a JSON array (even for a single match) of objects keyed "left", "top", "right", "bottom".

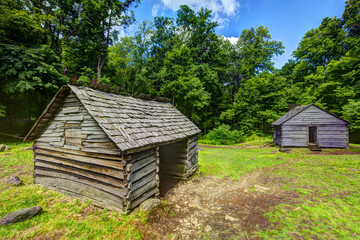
[
  {"left": 256, "top": 145, "right": 360, "bottom": 239},
  {"left": 1, "top": 136, "right": 359, "bottom": 239},
  {"left": 198, "top": 147, "right": 292, "bottom": 179},
  {"left": 0, "top": 137, "right": 146, "bottom": 239}
]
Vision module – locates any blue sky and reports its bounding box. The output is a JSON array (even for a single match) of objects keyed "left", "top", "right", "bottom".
[{"left": 125, "top": 0, "right": 346, "bottom": 69}]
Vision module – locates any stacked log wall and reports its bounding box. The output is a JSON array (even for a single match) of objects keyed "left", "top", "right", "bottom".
[
  {"left": 281, "top": 105, "right": 349, "bottom": 148},
  {"left": 33, "top": 92, "right": 127, "bottom": 212},
  {"left": 318, "top": 125, "right": 349, "bottom": 148},
  {"left": 185, "top": 135, "right": 198, "bottom": 177},
  {"left": 125, "top": 148, "right": 159, "bottom": 210},
  {"left": 158, "top": 140, "right": 188, "bottom": 178}
]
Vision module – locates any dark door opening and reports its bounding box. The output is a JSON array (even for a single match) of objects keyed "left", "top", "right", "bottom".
[
  {"left": 309, "top": 126, "right": 317, "bottom": 144},
  {"left": 158, "top": 140, "right": 187, "bottom": 196}
]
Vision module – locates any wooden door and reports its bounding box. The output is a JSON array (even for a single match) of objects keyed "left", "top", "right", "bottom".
[{"left": 309, "top": 126, "right": 317, "bottom": 144}]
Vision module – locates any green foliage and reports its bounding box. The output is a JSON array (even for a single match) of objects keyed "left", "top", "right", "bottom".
[
  {"left": 204, "top": 124, "right": 244, "bottom": 145},
  {"left": 342, "top": 99, "right": 360, "bottom": 130},
  {"left": 0, "top": 104, "right": 5, "bottom": 117},
  {"left": 0, "top": 43, "right": 66, "bottom": 133}
]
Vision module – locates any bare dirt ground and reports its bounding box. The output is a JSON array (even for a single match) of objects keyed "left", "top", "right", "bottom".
[{"left": 145, "top": 169, "right": 295, "bottom": 240}]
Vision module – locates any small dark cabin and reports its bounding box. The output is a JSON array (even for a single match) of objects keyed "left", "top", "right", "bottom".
[
  {"left": 272, "top": 104, "right": 350, "bottom": 149},
  {"left": 25, "top": 84, "right": 200, "bottom": 212}
]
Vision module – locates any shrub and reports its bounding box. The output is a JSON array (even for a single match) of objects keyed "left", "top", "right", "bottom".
[{"left": 205, "top": 124, "right": 244, "bottom": 145}]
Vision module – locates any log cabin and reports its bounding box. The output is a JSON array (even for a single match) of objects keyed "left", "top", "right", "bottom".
[
  {"left": 272, "top": 104, "right": 351, "bottom": 149},
  {"left": 24, "top": 84, "right": 200, "bottom": 212}
]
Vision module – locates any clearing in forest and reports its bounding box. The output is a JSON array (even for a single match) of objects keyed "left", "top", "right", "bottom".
[{"left": 0, "top": 137, "right": 359, "bottom": 239}]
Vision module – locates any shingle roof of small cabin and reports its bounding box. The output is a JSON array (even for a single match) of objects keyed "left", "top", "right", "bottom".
[
  {"left": 25, "top": 84, "right": 201, "bottom": 152},
  {"left": 272, "top": 103, "right": 351, "bottom": 125}
]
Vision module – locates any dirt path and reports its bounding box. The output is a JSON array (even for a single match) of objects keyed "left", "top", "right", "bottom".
[{"left": 146, "top": 170, "right": 288, "bottom": 239}]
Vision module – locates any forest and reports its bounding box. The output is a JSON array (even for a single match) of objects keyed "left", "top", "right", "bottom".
[{"left": 0, "top": 0, "right": 359, "bottom": 142}]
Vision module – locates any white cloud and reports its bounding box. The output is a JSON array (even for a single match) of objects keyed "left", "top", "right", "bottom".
[
  {"left": 152, "top": 3, "right": 161, "bottom": 17},
  {"left": 156, "top": 0, "right": 240, "bottom": 27},
  {"left": 223, "top": 36, "right": 238, "bottom": 44}
]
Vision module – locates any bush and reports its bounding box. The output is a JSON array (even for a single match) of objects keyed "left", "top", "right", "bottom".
[{"left": 205, "top": 124, "right": 244, "bottom": 145}]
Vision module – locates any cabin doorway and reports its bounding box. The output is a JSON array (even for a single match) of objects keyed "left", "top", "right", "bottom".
[
  {"left": 309, "top": 126, "right": 317, "bottom": 144},
  {"left": 158, "top": 140, "right": 187, "bottom": 196}
]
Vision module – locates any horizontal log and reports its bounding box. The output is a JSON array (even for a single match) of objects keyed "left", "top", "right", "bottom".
[
  {"left": 35, "top": 161, "right": 125, "bottom": 190},
  {"left": 37, "top": 137, "right": 62, "bottom": 142},
  {"left": 131, "top": 154, "right": 157, "bottom": 172},
  {"left": 160, "top": 156, "right": 187, "bottom": 165},
  {"left": 82, "top": 141, "right": 116, "bottom": 149},
  {"left": 188, "top": 139, "right": 198, "bottom": 150},
  {"left": 35, "top": 169, "right": 127, "bottom": 197},
  {"left": 64, "top": 123, "right": 81, "bottom": 129},
  {"left": 63, "top": 144, "right": 81, "bottom": 150},
  {"left": 41, "top": 132, "right": 64, "bottom": 138},
  {"left": 82, "top": 147, "right": 120, "bottom": 156},
  {"left": 128, "top": 148, "right": 156, "bottom": 163},
  {"left": 35, "top": 154, "right": 124, "bottom": 180},
  {"left": 130, "top": 187, "right": 159, "bottom": 210},
  {"left": 160, "top": 162, "right": 186, "bottom": 173},
  {"left": 161, "top": 169, "right": 186, "bottom": 177},
  {"left": 35, "top": 176, "right": 124, "bottom": 208},
  {"left": 318, "top": 136, "right": 347, "bottom": 139},
  {"left": 129, "top": 171, "right": 157, "bottom": 191},
  {"left": 35, "top": 148, "right": 124, "bottom": 170},
  {"left": 127, "top": 177, "right": 158, "bottom": 201},
  {"left": 186, "top": 162, "right": 198, "bottom": 177},
  {"left": 128, "top": 162, "right": 157, "bottom": 182},
  {"left": 62, "top": 107, "right": 80, "bottom": 114},
  {"left": 318, "top": 131, "right": 347, "bottom": 135},
  {"left": 56, "top": 115, "right": 84, "bottom": 121},
  {"left": 35, "top": 143, "right": 123, "bottom": 160}
]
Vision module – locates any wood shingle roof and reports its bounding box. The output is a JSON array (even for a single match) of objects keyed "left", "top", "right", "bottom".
[
  {"left": 272, "top": 103, "right": 351, "bottom": 125},
  {"left": 25, "top": 85, "right": 201, "bottom": 153}
]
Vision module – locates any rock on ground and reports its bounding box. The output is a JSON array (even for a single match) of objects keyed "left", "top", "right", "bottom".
[
  {"left": 0, "top": 206, "right": 43, "bottom": 225},
  {"left": 279, "top": 148, "right": 292, "bottom": 152},
  {"left": 204, "top": 225, "right": 212, "bottom": 232},
  {"left": 4, "top": 176, "right": 22, "bottom": 186},
  {"left": 0, "top": 144, "right": 7, "bottom": 152},
  {"left": 254, "top": 184, "right": 270, "bottom": 192},
  {"left": 189, "top": 196, "right": 202, "bottom": 209},
  {"left": 140, "top": 198, "right": 161, "bottom": 212},
  {"left": 225, "top": 214, "right": 238, "bottom": 222}
]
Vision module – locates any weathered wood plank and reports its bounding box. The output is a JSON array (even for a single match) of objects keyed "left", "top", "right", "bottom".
[
  {"left": 128, "top": 148, "right": 156, "bottom": 163},
  {"left": 35, "top": 148, "right": 124, "bottom": 170},
  {"left": 82, "top": 142, "right": 116, "bottom": 149},
  {"left": 37, "top": 137, "right": 62, "bottom": 142},
  {"left": 35, "top": 176, "right": 124, "bottom": 208},
  {"left": 81, "top": 147, "right": 120, "bottom": 156},
  {"left": 131, "top": 154, "right": 156, "bottom": 172},
  {"left": 35, "top": 143, "right": 123, "bottom": 160},
  {"left": 35, "top": 154, "right": 124, "bottom": 180},
  {"left": 129, "top": 171, "right": 157, "bottom": 191},
  {"left": 160, "top": 162, "right": 186, "bottom": 173},
  {"left": 130, "top": 188, "right": 159, "bottom": 209},
  {"left": 35, "top": 162, "right": 125, "bottom": 190},
  {"left": 127, "top": 177, "right": 158, "bottom": 201},
  {"left": 128, "top": 162, "right": 157, "bottom": 182}
]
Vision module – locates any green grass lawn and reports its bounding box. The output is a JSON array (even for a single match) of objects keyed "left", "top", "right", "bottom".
[
  {"left": 0, "top": 138, "right": 146, "bottom": 240},
  {"left": 199, "top": 144, "right": 360, "bottom": 239},
  {"left": 1, "top": 136, "right": 359, "bottom": 239}
]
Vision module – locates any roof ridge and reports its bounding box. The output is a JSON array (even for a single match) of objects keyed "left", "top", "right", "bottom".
[
  {"left": 272, "top": 103, "right": 350, "bottom": 125},
  {"left": 69, "top": 76, "right": 171, "bottom": 103}
]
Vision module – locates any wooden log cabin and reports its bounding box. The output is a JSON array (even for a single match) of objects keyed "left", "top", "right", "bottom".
[
  {"left": 272, "top": 104, "right": 351, "bottom": 149},
  {"left": 24, "top": 84, "right": 200, "bottom": 212}
]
